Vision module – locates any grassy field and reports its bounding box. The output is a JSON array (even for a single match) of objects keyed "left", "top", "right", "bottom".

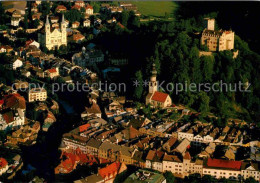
[{"left": 131, "top": 1, "right": 178, "bottom": 18}]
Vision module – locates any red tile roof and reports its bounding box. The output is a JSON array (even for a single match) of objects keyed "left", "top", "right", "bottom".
[
  {"left": 56, "top": 5, "right": 67, "bottom": 11},
  {"left": 4, "top": 93, "right": 26, "bottom": 109},
  {"left": 72, "top": 21, "right": 80, "bottom": 26},
  {"left": 151, "top": 91, "right": 169, "bottom": 103},
  {"left": 146, "top": 150, "right": 155, "bottom": 161},
  {"left": 47, "top": 68, "right": 57, "bottom": 73},
  {"left": 2, "top": 111, "right": 14, "bottom": 124},
  {"left": 117, "top": 22, "right": 125, "bottom": 29},
  {"left": 183, "top": 151, "right": 191, "bottom": 160},
  {"left": 99, "top": 162, "right": 121, "bottom": 179},
  {"left": 0, "top": 158, "right": 8, "bottom": 169},
  {"left": 25, "top": 39, "right": 35, "bottom": 47},
  {"left": 72, "top": 5, "right": 81, "bottom": 10},
  {"left": 79, "top": 123, "right": 90, "bottom": 132},
  {"left": 207, "top": 158, "right": 242, "bottom": 170},
  {"left": 86, "top": 4, "right": 93, "bottom": 9},
  {"left": 72, "top": 33, "right": 85, "bottom": 41}
]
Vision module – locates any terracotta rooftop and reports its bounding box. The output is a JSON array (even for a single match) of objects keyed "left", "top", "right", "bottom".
[
  {"left": 47, "top": 68, "right": 57, "bottom": 73},
  {"left": 79, "top": 123, "right": 90, "bottom": 132},
  {"left": 3, "top": 93, "right": 26, "bottom": 109},
  {"left": 183, "top": 151, "right": 191, "bottom": 160},
  {"left": 151, "top": 91, "right": 169, "bottom": 103},
  {"left": 56, "top": 5, "right": 67, "bottom": 10},
  {"left": 98, "top": 162, "right": 121, "bottom": 179},
  {"left": 207, "top": 158, "right": 242, "bottom": 170},
  {"left": 85, "top": 103, "right": 101, "bottom": 114},
  {"left": 0, "top": 158, "right": 8, "bottom": 169},
  {"left": 86, "top": 4, "right": 93, "bottom": 9},
  {"left": 163, "top": 154, "right": 181, "bottom": 162}
]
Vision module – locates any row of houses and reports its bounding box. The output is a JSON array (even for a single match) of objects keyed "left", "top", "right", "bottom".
[{"left": 62, "top": 132, "right": 259, "bottom": 181}]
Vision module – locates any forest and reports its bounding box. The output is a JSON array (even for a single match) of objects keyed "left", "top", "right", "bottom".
[{"left": 94, "top": 7, "right": 259, "bottom": 125}]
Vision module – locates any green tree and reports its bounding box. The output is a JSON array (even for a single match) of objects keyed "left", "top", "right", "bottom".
[
  {"left": 90, "top": 2, "right": 100, "bottom": 13},
  {"left": 201, "top": 55, "right": 214, "bottom": 82},
  {"left": 244, "top": 177, "right": 258, "bottom": 183},
  {"left": 198, "top": 91, "right": 210, "bottom": 115},
  {"left": 24, "top": 13, "right": 29, "bottom": 29},
  {"left": 201, "top": 175, "right": 216, "bottom": 183},
  {"left": 133, "top": 70, "right": 143, "bottom": 100},
  {"left": 121, "top": 10, "right": 129, "bottom": 27},
  {"left": 39, "top": 2, "right": 51, "bottom": 18},
  {"left": 32, "top": 19, "right": 40, "bottom": 28},
  {"left": 165, "top": 12, "right": 169, "bottom": 19},
  {"left": 164, "top": 171, "right": 175, "bottom": 183},
  {"left": 0, "top": 3, "right": 8, "bottom": 25}
]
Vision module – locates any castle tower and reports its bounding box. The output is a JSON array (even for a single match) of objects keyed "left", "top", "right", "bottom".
[
  {"left": 149, "top": 63, "right": 157, "bottom": 94},
  {"left": 205, "top": 18, "right": 215, "bottom": 31},
  {"left": 61, "top": 14, "right": 67, "bottom": 46}
]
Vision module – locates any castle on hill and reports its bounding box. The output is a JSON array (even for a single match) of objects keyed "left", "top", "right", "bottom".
[{"left": 201, "top": 18, "right": 234, "bottom": 52}]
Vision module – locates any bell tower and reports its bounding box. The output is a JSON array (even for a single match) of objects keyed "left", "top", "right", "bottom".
[
  {"left": 45, "top": 15, "right": 51, "bottom": 48},
  {"left": 149, "top": 63, "right": 157, "bottom": 94},
  {"left": 61, "top": 14, "right": 67, "bottom": 46},
  {"left": 45, "top": 15, "right": 50, "bottom": 34}
]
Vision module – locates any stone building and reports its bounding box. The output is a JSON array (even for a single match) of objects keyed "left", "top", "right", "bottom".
[
  {"left": 38, "top": 15, "right": 67, "bottom": 50},
  {"left": 201, "top": 18, "right": 234, "bottom": 52},
  {"left": 146, "top": 64, "right": 172, "bottom": 108}
]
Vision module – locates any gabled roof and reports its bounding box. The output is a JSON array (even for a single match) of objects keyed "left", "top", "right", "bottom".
[
  {"left": 166, "top": 137, "right": 177, "bottom": 147},
  {"left": 183, "top": 151, "right": 191, "bottom": 160},
  {"left": 79, "top": 123, "right": 90, "bottom": 132},
  {"left": 85, "top": 103, "right": 101, "bottom": 114},
  {"left": 86, "top": 138, "right": 102, "bottom": 149},
  {"left": 46, "top": 68, "right": 57, "bottom": 73},
  {"left": 206, "top": 158, "right": 242, "bottom": 170},
  {"left": 86, "top": 4, "right": 93, "bottom": 9},
  {"left": 241, "top": 162, "right": 259, "bottom": 171},
  {"left": 151, "top": 91, "right": 169, "bottom": 103},
  {"left": 122, "top": 126, "right": 141, "bottom": 140},
  {"left": 163, "top": 154, "right": 181, "bottom": 162},
  {"left": 56, "top": 5, "right": 67, "bottom": 11},
  {"left": 2, "top": 111, "right": 14, "bottom": 124},
  {"left": 98, "top": 162, "right": 121, "bottom": 179},
  {"left": 146, "top": 150, "right": 164, "bottom": 162},
  {"left": 72, "top": 33, "right": 85, "bottom": 41},
  {"left": 175, "top": 138, "right": 190, "bottom": 154},
  {"left": 0, "top": 158, "right": 8, "bottom": 168},
  {"left": 72, "top": 5, "right": 81, "bottom": 10},
  {"left": 3, "top": 93, "right": 26, "bottom": 109}
]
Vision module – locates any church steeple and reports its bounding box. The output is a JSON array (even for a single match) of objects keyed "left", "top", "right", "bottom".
[
  {"left": 45, "top": 15, "right": 50, "bottom": 33},
  {"left": 149, "top": 63, "right": 157, "bottom": 93},
  {"left": 61, "top": 13, "right": 65, "bottom": 23},
  {"left": 46, "top": 15, "right": 50, "bottom": 25}
]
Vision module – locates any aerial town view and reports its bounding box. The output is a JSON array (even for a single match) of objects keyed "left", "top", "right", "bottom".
[{"left": 0, "top": 1, "right": 259, "bottom": 183}]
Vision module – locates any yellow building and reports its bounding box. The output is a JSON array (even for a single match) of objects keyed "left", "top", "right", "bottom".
[
  {"left": 201, "top": 18, "right": 234, "bottom": 52},
  {"left": 38, "top": 15, "right": 67, "bottom": 50},
  {"left": 28, "top": 88, "right": 47, "bottom": 102}
]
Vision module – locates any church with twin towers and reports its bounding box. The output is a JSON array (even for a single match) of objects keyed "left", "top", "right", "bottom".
[{"left": 38, "top": 14, "right": 67, "bottom": 50}]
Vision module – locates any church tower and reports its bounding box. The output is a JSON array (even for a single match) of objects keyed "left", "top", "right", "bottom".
[
  {"left": 45, "top": 15, "right": 51, "bottom": 47},
  {"left": 149, "top": 63, "right": 157, "bottom": 94},
  {"left": 61, "top": 14, "right": 67, "bottom": 46}
]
